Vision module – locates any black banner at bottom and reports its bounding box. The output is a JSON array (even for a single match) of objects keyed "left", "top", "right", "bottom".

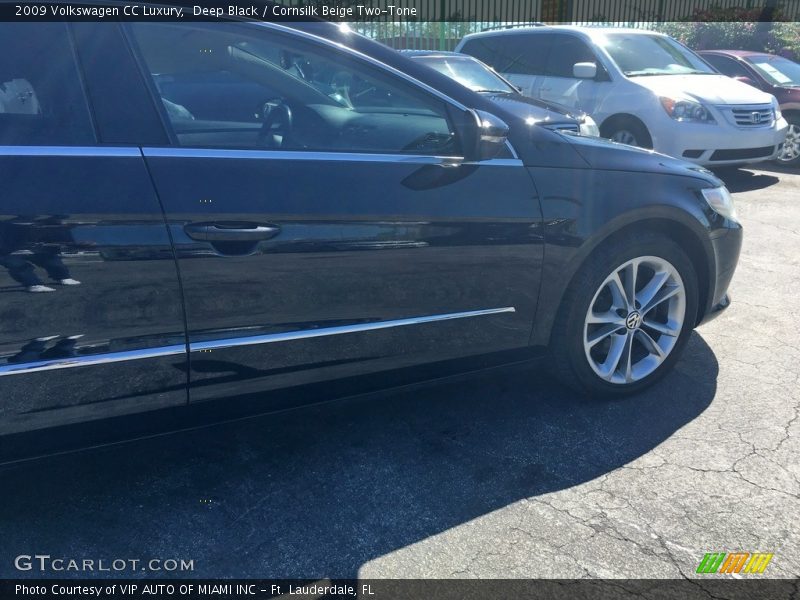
[{"left": 2, "top": 579, "right": 798, "bottom": 600}]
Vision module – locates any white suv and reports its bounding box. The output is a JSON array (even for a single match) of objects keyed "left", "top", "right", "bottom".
[{"left": 456, "top": 26, "right": 788, "bottom": 166}]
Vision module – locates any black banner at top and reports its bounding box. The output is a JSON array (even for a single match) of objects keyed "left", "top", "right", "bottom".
[{"left": 2, "top": 0, "right": 799, "bottom": 22}]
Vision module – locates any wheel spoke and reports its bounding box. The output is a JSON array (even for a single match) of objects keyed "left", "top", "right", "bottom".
[
  {"left": 621, "top": 260, "right": 638, "bottom": 308},
  {"left": 598, "top": 332, "right": 627, "bottom": 379},
  {"left": 635, "top": 329, "right": 665, "bottom": 359},
  {"left": 642, "top": 283, "right": 680, "bottom": 315},
  {"left": 636, "top": 270, "right": 669, "bottom": 311},
  {"left": 586, "top": 323, "right": 626, "bottom": 348},
  {"left": 587, "top": 310, "right": 625, "bottom": 325},
  {"left": 642, "top": 318, "right": 680, "bottom": 337},
  {"left": 607, "top": 272, "right": 629, "bottom": 311},
  {"left": 622, "top": 330, "right": 635, "bottom": 382}
]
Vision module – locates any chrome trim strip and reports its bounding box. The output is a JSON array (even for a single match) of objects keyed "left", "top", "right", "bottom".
[
  {"left": 190, "top": 307, "right": 516, "bottom": 352},
  {"left": 504, "top": 140, "right": 521, "bottom": 160},
  {"left": 0, "top": 345, "right": 186, "bottom": 378},
  {"left": 0, "top": 307, "right": 516, "bottom": 376},
  {"left": 143, "top": 147, "right": 523, "bottom": 167},
  {"left": 143, "top": 147, "right": 461, "bottom": 164},
  {"left": 0, "top": 146, "right": 140, "bottom": 157}
]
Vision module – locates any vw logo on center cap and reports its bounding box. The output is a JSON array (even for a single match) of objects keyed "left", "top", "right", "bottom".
[{"left": 626, "top": 311, "right": 643, "bottom": 330}]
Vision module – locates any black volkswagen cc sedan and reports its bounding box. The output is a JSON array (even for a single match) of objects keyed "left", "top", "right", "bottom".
[{"left": 0, "top": 14, "right": 742, "bottom": 442}]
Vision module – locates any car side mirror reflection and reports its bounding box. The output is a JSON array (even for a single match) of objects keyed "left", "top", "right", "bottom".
[
  {"left": 462, "top": 109, "right": 510, "bottom": 162},
  {"left": 573, "top": 62, "right": 597, "bottom": 79},
  {"left": 734, "top": 75, "right": 757, "bottom": 88}
]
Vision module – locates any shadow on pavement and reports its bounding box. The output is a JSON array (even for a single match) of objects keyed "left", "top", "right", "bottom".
[
  {"left": 711, "top": 167, "right": 780, "bottom": 193},
  {"left": 0, "top": 332, "right": 718, "bottom": 578}
]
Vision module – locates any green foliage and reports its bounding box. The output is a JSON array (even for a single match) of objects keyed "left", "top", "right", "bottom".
[{"left": 654, "top": 20, "right": 800, "bottom": 61}]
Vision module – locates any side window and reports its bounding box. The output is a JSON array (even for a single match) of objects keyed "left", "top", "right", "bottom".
[
  {"left": 489, "top": 35, "right": 549, "bottom": 76},
  {"left": 545, "top": 35, "right": 600, "bottom": 78},
  {"left": 460, "top": 38, "right": 499, "bottom": 66},
  {"left": 703, "top": 55, "right": 751, "bottom": 79},
  {"left": 0, "top": 23, "right": 95, "bottom": 146},
  {"left": 128, "top": 23, "right": 459, "bottom": 156}
]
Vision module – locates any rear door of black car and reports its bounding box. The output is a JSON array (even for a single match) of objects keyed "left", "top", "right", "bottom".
[
  {"left": 126, "top": 21, "right": 544, "bottom": 405},
  {"left": 0, "top": 23, "right": 188, "bottom": 436}
]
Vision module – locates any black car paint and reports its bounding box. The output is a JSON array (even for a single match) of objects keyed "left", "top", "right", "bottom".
[{"left": 0, "top": 18, "right": 741, "bottom": 443}]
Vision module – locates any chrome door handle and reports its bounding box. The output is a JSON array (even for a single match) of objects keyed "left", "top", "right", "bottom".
[{"left": 184, "top": 223, "right": 281, "bottom": 242}]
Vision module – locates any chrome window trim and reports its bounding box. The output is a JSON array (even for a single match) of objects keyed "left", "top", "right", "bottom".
[
  {"left": 0, "top": 146, "right": 523, "bottom": 166},
  {"left": 0, "top": 307, "right": 515, "bottom": 377},
  {"left": 0, "top": 146, "right": 140, "bottom": 157},
  {"left": 143, "top": 147, "right": 523, "bottom": 167}
]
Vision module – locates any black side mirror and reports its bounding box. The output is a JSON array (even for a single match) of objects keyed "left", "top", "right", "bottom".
[{"left": 460, "top": 109, "right": 511, "bottom": 161}]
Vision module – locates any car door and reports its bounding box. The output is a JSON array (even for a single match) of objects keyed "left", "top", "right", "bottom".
[
  {"left": 126, "top": 22, "right": 544, "bottom": 404},
  {"left": 0, "top": 23, "right": 188, "bottom": 437},
  {"left": 538, "top": 33, "right": 609, "bottom": 114}
]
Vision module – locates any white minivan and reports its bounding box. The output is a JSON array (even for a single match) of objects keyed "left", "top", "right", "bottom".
[{"left": 456, "top": 26, "right": 788, "bottom": 166}]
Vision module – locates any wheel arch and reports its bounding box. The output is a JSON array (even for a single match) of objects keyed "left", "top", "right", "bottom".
[
  {"left": 599, "top": 113, "right": 653, "bottom": 146},
  {"left": 533, "top": 214, "right": 715, "bottom": 348}
]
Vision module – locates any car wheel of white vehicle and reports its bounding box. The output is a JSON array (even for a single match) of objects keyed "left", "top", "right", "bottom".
[
  {"left": 776, "top": 117, "right": 800, "bottom": 167},
  {"left": 549, "top": 233, "right": 698, "bottom": 397},
  {"left": 602, "top": 119, "right": 653, "bottom": 150}
]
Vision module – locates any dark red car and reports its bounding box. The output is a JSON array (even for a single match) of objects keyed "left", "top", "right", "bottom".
[{"left": 699, "top": 50, "right": 800, "bottom": 166}]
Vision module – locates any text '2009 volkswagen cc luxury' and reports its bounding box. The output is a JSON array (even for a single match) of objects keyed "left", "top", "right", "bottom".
[{"left": 0, "top": 15, "right": 741, "bottom": 444}]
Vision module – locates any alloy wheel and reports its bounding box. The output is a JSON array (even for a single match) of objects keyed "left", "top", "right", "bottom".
[
  {"left": 610, "top": 129, "right": 638, "bottom": 146},
  {"left": 776, "top": 123, "right": 800, "bottom": 163},
  {"left": 583, "top": 256, "right": 686, "bottom": 384}
]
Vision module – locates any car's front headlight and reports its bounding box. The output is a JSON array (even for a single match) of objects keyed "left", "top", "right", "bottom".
[
  {"left": 701, "top": 186, "right": 737, "bottom": 221},
  {"left": 579, "top": 115, "right": 600, "bottom": 137},
  {"left": 660, "top": 96, "right": 716, "bottom": 124}
]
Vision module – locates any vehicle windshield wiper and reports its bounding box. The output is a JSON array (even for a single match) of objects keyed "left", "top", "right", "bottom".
[
  {"left": 625, "top": 70, "right": 710, "bottom": 77},
  {"left": 473, "top": 88, "right": 515, "bottom": 93}
]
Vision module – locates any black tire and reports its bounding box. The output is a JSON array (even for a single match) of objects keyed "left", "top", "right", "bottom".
[
  {"left": 549, "top": 232, "right": 699, "bottom": 398},
  {"left": 601, "top": 118, "right": 653, "bottom": 149}
]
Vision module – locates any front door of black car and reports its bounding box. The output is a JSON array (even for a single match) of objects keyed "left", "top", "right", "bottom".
[
  {"left": 0, "top": 23, "right": 188, "bottom": 436},
  {"left": 128, "top": 22, "right": 544, "bottom": 404}
]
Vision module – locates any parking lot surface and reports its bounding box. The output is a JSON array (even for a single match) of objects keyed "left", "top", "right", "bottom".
[{"left": 1, "top": 167, "right": 798, "bottom": 580}]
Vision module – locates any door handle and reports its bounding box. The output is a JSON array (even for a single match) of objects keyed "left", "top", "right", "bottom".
[{"left": 184, "top": 223, "right": 281, "bottom": 242}]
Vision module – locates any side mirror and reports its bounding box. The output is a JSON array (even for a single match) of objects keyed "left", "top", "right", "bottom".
[
  {"left": 465, "top": 110, "right": 510, "bottom": 161},
  {"left": 734, "top": 75, "right": 758, "bottom": 88},
  {"left": 573, "top": 62, "right": 597, "bottom": 79}
]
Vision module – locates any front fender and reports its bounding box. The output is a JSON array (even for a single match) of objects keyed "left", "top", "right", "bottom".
[{"left": 528, "top": 167, "right": 723, "bottom": 347}]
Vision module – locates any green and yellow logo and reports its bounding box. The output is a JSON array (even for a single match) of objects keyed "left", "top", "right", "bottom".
[{"left": 696, "top": 552, "right": 774, "bottom": 574}]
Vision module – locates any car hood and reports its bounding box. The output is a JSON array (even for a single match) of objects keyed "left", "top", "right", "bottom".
[
  {"left": 631, "top": 74, "right": 775, "bottom": 105},
  {"left": 482, "top": 92, "right": 587, "bottom": 125},
  {"left": 561, "top": 132, "right": 721, "bottom": 184}
]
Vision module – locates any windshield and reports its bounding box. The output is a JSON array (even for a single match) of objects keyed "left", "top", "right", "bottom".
[
  {"left": 414, "top": 55, "right": 517, "bottom": 94},
  {"left": 597, "top": 33, "right": 716, "bottom": 77},
  {"left": 745, "top": 55, "right": 800, "bottom": 87}
]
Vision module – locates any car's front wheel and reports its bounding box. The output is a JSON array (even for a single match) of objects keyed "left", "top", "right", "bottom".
[
  {"left": 550, "top": 233, "right": 699, "bottom": 397},
  {"left": 776, "top": 115, "right": 800, "bottom": 167}
]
